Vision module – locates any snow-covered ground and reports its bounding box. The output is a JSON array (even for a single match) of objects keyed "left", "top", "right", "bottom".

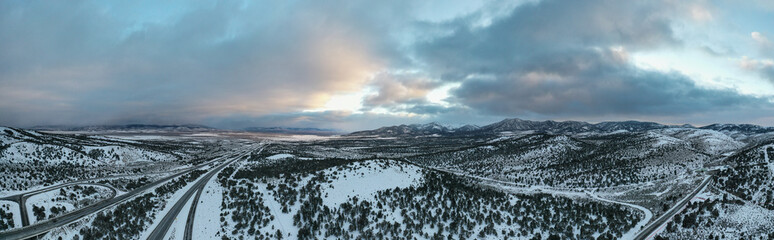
[
  {"left": 25, "top": 184, "right": 113, "bottom": 224},
  {"left": 186, "top": 133, "right": 221, "bottom": 137},
  {"left": 1, "top": 142, "right": 93, "bottom": 165},
  {"left": 591, "top": 192, "right": 653, "bottom": 240},
  {"left": 764, "top": 144, "right": 773, "bottom": 175},
  {"left": 650, "top": 185, "right": 673, "bottom": 197},
  {"left": 722, "top": 203, "right": 774, "bottom": 231},
  {"left": 82, "top": 145, "right": 177, "bottom": 164},
  {"left": 26, "top": 191, "right": 75, "bottom": 225},
  {"left": 163, "top": 192, "right": 195, "bottom": 240},
  {"left": 265, "top": 134, "right": 338, "bottom": 141},
  {"left": 266, "top": 153, "right": 295, "bottom": 160},
  {"left": 318, "top": 160, "right": 423, "bottom": 208},
  {"left": 647, "top": 132, "right": 684, "bottom": 148},
  {"left": 0, "top": 138, "right": 178, "bottom": 165},
  {"left": 658, "top": 186, "right": 774, "bottom": 239},
  {"left": 191, "top": 177, "right": 223, "bottom": 239},
  {"left": 646, "top": 176, "right": 711, "bottom": 239},
  {"left": 256, "top": 182, "right": 300, "bottom": 239},
  {"left": 437, "top": 166, "right": 653, "bottom": 239},
  {"left": 138, "top": 172, "right": 212, "bottom": 240},
  {"left": 219, "top": 159, "right": 425, "bottom": 239},
  {"left": 657, "top": 128, "right": 744, "bottom": 155}
]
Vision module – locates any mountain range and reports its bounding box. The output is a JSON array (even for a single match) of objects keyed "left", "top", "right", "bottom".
[
  {"left": 347, "top": 118, "right": 774, "bottom": 137},
  {"left": 25, "top": 118, "right": 774, "bottom": 137}
]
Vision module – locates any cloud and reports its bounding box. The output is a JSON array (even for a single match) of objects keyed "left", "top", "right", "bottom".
[
  {"left": 418, "top": 0, "right": 680, "bottom": 75},
  {"left": 752, "top": 32, "right": 770, "bottom": 44},
  {"left": 744, "top": 32, "right": 774, "bottom": 83},
  {"left": 453, "top": 50, "right": 767, "bottom": 116},
  {"left": 688, "top": 4, "right": 714, "bottom": 22},
  {"left": 413, "top": 0, "right": 770, "bottom": 118},
  {"left": 0, "top": 0, "right": 771, "bottom": 129},
  {"left": 759, "top": 64, "right": 774, "bottom": 83},
  {"left": 752, "top": 31, "right": 773, "bottom": 51},
  {"left": 738, "top": 56, "right": 774, "bottom": 82},
  {"left": 364, "top": 72, "right": 441, "bottom": 107},
  {"left": 751, "top": 32, "right": 774, "bottom": 59},
  {"left": 739, "top": 56, "right": 774, "bottom": 70},
  {"left": 0, "top": 0, "right": 421, "bottom": 126}
]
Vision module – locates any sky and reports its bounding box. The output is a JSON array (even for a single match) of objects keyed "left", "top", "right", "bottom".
[{"left": 1, "top": 0, "right": 773, "bottom": 131}]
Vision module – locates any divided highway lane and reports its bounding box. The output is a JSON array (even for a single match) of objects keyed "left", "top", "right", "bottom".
[
  {"left": 0, "top": 148, "right": 250, "bottom": 240},
  {"left": 633, "top": 175, "right": 714, "bottom": 240},
  {"left": 182, "top": 188, "right": 204, "bottom": 240},
  {"left": 183, "top": 146, "right": 263, "bottom": 240},
  {"left": 148, "top": 145, "right": 258, "bottom": 240}
]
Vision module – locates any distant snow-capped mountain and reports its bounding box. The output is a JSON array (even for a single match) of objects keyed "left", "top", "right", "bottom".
[
  {"left": 479, "top": 119, "right": 594, "bottom": 134},
  {"left": 699, "top": 123, "right": 774, "bottom": 135},
  {"left": 348, "top": 118, "right": 773, "bottom": 138},
  {"left": 481, "top": 118, "right": 671, "bottom": 134},
  {"left": 348, "top": 122, "right": 480, "bottom": 137},
  {"left": 593, "top": 120, "right": 669, "bottom": 132}
]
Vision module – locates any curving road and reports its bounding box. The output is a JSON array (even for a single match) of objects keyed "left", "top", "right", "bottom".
[
  {"left": 0, "top": 149, "right": 242, "bottom": 240},
  {"left": 585, "top": 191, "right": 653, "bottom": 240},
  {"left": 429, "top": 164, "right": 663, "bottom": 240},
  {"left": 25, "top": 183, "right": 117, "bottom": 225},
  {"left": 1, "top": 182, "right": 118, "bottom": 227},
  {"left": 632, "top": 175, "right": 713, "bottom": 240}
]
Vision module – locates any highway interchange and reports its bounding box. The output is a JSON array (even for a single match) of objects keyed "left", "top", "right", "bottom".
[{"left": 0, "top": 144, "right": 260, "bottom": 240}]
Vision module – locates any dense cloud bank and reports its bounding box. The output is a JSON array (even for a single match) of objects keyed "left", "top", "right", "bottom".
[{"left": 0, "top": 0, "right": 772, "bottom": 129}]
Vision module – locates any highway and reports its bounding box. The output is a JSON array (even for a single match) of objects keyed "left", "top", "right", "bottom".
[
  {"left": 182, "top": 146, "right": 261, "bottom": 240},
  {"left": 148, "top": 145, "right": 256, "bottom": 240},
  {"left": 0, "top": 148, "right": 246, "bottom": 240},
  {"left": 632, "top": 175, "right": 714, "bottom": 240},
  {"left": 182, "top": 188, "right": 204, "bottom": 240}
]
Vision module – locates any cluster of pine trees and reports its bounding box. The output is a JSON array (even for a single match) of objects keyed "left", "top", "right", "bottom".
[
  {"left": 0, "top": 205, "right": 13, "bottom": 231},
  {"left": 0, "top": 162, "right": 93, "bottom": 191},
  {"left": 716, "top": 164, "right": 774, "bottom": 210},
  {"left": 219, "top": 159, "right": 642, "bottom": 240}
]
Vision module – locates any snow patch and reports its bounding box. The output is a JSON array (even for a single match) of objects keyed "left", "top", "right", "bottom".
[
  {"left": 192, "top": 176, "right": 223, "bottom": 239},
  {"left": 320, "top": 160, "right": 423, "bottom": 208},
  {"left": 267, "top": 153, "right": 295, "bottom": 160}
]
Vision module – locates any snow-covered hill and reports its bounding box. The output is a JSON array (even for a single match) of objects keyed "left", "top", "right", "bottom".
[
  {"left": 0, "top": 127, "right": 208, "bottom": 192},
  {"left": 217, "top": 158, "right": 643, "bottom": 239},
  {"left": 0, "top": 127, "right": 179, "bottom": 165}
]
